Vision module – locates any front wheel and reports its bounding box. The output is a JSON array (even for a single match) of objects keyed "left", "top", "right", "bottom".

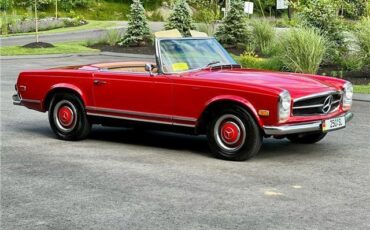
[
  {"left": 207, "top": 106, "right": 262, "bottom": 161},
  {"left": 48, "top": 93, "right": 91, "bottom": 140},
  {"left": 287, "top": 132, "right": 327, "bottom": 144}
]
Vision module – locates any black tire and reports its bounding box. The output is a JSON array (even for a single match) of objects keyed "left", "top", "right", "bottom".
[
  {"left": 287, "top": 132, "right": 327, "bottom": 144},
  {"left": 207, "top": 106, "right": 262, "bottom": 161},
  {"left": 48, "top": 93, "right": 91, "bottom": 140}
]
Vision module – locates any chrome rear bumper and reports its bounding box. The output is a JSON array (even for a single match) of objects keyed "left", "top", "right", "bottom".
[
  {"left": 13, "top": 93, "right": 21, "bottom": 105},
  {"left": 263, "top": 112, "right": 353, "bottom": 135}
]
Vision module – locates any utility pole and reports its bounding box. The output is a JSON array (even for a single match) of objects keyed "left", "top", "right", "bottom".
[
  {"left": 55, "top": 0, "right": 58, "bottom": 19},
  {"left": 35, "top": 0, "right": 39, "bottom": 43}
]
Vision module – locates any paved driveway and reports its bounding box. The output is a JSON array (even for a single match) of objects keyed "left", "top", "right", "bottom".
[{"left": 1, "top": 54, "right": 369, "bottom": 229}]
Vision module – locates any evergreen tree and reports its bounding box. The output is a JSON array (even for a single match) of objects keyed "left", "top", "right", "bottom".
[
  {"left": 119, "top": 0, "right": 151, "bottom": 47},
  {"left": 165, "top": 0, "right": 194, "bottom": 36},
  {"left": 215, "top": 0, "right": 248, "bottom": 45}
]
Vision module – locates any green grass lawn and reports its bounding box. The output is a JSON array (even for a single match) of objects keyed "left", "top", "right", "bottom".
[
  {"left": 1, "top": 20, "right": 122, "bottom": 37},
  {"left": 354, "top": 84, "right": 370, "bottom": 94},
  {"left": 0, "top": 42, "right": 99, "bottom": 56}
]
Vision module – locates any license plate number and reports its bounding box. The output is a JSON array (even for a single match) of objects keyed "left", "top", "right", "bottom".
[{"left": 322, "top": 116, "right": 346, "bottom": 132}]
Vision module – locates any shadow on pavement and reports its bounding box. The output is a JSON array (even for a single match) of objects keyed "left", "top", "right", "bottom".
[{"left": 18, "top": 125, "right": 324, "bottom": 160}]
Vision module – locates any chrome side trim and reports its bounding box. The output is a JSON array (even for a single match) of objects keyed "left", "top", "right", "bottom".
[
  {"left": 264, "top": 112, "right": 353, "bottom": 135},
  {"left": 22, "top": 98, "right": 41, "bottom": 103},
  {"left": 173, "top": 116, "right": 197, "bottom": 122},
  {"left": 86, "top": 106, "right": 197, "bottom": 122},
  {"left": 294, "top": 91, "right": 340, "bottom": 102},
  {"left": 87, "top": 112, "right": 196, "bottom": 127},
  {"left": 173, "top": 122, "right": 197, "bottom": 128},
  {"left": 87, "top": 112, "right": 172, "bottom": 125}
]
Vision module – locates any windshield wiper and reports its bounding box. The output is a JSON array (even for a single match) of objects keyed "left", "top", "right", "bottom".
[{"left": 201, "top": 61, "right": 220, "bottom": 69}]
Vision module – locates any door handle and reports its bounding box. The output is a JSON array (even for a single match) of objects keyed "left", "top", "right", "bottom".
[{"left": 94, "top": 79, "right": 106, "bottom": 85}]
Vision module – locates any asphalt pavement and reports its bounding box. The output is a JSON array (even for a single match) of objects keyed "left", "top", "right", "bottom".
[{"left": 1, "top": 54, "right": 370, "bottom": 229}]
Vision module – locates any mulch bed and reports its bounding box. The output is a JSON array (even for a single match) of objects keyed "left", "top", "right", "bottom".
[
  {"left": 23, "top": 42, "right": 55, "bottom": 48},
  {"left": 318, "top": 66, "right": 370, "bottom": 85}
]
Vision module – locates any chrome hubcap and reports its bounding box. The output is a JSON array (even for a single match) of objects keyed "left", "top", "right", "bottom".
[
  {"left": 53, "top": 100, "right": 77, "bottom": 132},
  {"left": 214, "top": 114, "right": 246, "bottom": 152}
]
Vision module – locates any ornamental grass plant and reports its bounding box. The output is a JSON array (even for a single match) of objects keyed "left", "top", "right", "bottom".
[
  {"left": 278, "top": 27, "right": 328, "bottom": 74},
  {"left": 249, "top": 19, "right": 276, "bottom": 56},
  {"left": 354, "top": 17, "right": 370, "bottom": 68}
]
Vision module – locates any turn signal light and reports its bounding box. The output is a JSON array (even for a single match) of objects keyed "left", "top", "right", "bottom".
[{"left": 258, "top": 110, "right": 270, "bottom": 116}]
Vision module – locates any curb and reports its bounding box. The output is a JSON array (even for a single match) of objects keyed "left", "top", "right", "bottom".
[{"left": 353, "top": 94, "right": 370, "bottom": 102}]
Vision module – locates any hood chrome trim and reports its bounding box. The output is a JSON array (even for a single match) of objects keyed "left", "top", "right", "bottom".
[{"left": 293, "top": 90, "right": 342, "bottom": 102}]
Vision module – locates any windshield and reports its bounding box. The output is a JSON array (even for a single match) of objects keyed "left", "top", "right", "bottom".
[{"left": 158, "top": 38, "right": 236, "bottom": 73}]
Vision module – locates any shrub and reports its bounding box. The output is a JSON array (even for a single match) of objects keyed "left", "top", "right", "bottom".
[
  {"left": 193, "top": 8, "right": 218, "bottom": 36},
  {"left": 15, "top": 0, "right": 52, "bottom": 10},
  {"left": 354, "top": 17, "right": 370, "bottom": 68},
  {"left": 215, "top": 0, "right": 248, "bottom": 45},
  {"left": 236, "top": 52, "right": 283, "bottom": 71},
  {"left": 13, "top": 0, "right": 90, "bottom": 11},
  {"left": 0, "top": 0, "right": 13, "bottom": 11},
  {"left": 59, "top": 0, "right": 91, "bottom": 11},
  {"left": 297, "top": 0, "right": 346, "bottom": 55},
  {"left": 165, "top": 0, "right": 194, "bottom": 36},
  {"left": 278, "top": 27, "right": 328, "bottom": 74},
  {"left": 249, "top": 19, "right": 275, "bottom": 56},
  {"left": 119, "top": 0, "right": 151, "bottom": 47}
]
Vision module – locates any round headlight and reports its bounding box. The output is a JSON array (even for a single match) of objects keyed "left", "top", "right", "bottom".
[
  {"left": 342, "top": 82, "right": 353, "bottom": 110},
  {"left": 278, "top": 90, "right": 291, "bottom": 123},
  {"left": 344, "top": 82, "right": 353, "bottom": 99},
  {"left": 280, "top": 91, "right": 291, "bottom": 110}
]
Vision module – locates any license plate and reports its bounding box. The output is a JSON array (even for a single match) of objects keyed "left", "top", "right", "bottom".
[{"left": 322, "top": 116, "right": 346, "bottom": 132}]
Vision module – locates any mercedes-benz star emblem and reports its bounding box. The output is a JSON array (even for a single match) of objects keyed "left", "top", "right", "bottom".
[
  {"left": 224, "top": 128, "right": 233, "bottom": 139},
  {"left": 322, "top": 95, "right": 333, "bottom": 114}
]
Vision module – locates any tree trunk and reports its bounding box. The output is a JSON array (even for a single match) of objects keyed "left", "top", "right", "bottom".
[{"left": 35, "top": 0, "right": 39, "bottom": 43}]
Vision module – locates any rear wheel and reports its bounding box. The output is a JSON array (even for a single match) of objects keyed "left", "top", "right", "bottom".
[
  {"left": 207, "top": 106, "right": 262, "bottom": 161},
  {"left": 287, "top": 132, "right": 327, "bottom": 144},
  {"left": 48, "top": 93, "right": 91, "bottom": 140}
]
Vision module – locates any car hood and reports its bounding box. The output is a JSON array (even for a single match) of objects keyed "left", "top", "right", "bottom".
[{"left": 192, "top": 68, "right": 336, "bottom": 98}]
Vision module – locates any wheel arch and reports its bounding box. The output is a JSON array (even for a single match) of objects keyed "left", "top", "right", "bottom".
[
  {"left": 43, "top": 84, "right": 86, "bottom": 111},
  {"left": 196, "top": 96, "right": 263, "bottom": 134}
]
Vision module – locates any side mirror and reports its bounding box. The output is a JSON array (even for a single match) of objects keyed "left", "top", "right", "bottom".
[{"left": 145, "top": 63, "right": 154, "bottom": 76}]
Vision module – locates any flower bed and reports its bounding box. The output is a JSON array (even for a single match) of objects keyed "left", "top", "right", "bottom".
[{"left": 1, "top": 17, "right": 87, "bottom": 35}]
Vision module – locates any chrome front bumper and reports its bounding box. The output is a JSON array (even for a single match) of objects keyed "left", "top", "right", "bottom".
[
  {"left": 263, "top": 112, "right": 354, "bottom": 135},
  {"left": 13, "top": 93, "right": 21, "bottom": 105}
]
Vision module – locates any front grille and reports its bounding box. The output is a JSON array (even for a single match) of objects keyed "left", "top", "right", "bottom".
[{"left": 293, "top": 92, "right": 342, "bottom": 116}]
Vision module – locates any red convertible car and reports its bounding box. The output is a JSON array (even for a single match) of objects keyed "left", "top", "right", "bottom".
[{"left": 13, "top": 37, "right": 353, "bottom": 161}]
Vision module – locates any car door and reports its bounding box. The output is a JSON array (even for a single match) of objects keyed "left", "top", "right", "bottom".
[{"left": 89, "top": 71, "right": 173, "bottom": 125}]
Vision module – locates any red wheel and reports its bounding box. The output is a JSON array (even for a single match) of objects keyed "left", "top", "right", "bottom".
[
  {"left": 48, "top": 93, "right": 91, "bottom": 140},
  {"left": 207, "top": 106, "right": 262, "bottom": 161},
  {"left": 54, "top": 101, "right": 78, "bottom": 132},
  {"left": 214, "top": 114, "right": 246, "bottom": 152}
]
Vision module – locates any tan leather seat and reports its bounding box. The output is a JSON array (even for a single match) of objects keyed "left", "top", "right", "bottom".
[{"left": 91, "top": 62, "right": 157, "bottom": 73}]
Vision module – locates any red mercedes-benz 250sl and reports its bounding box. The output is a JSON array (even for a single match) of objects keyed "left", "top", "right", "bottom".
[{"left": 13, "top": 37, "right": 353, "bottom": 161}]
